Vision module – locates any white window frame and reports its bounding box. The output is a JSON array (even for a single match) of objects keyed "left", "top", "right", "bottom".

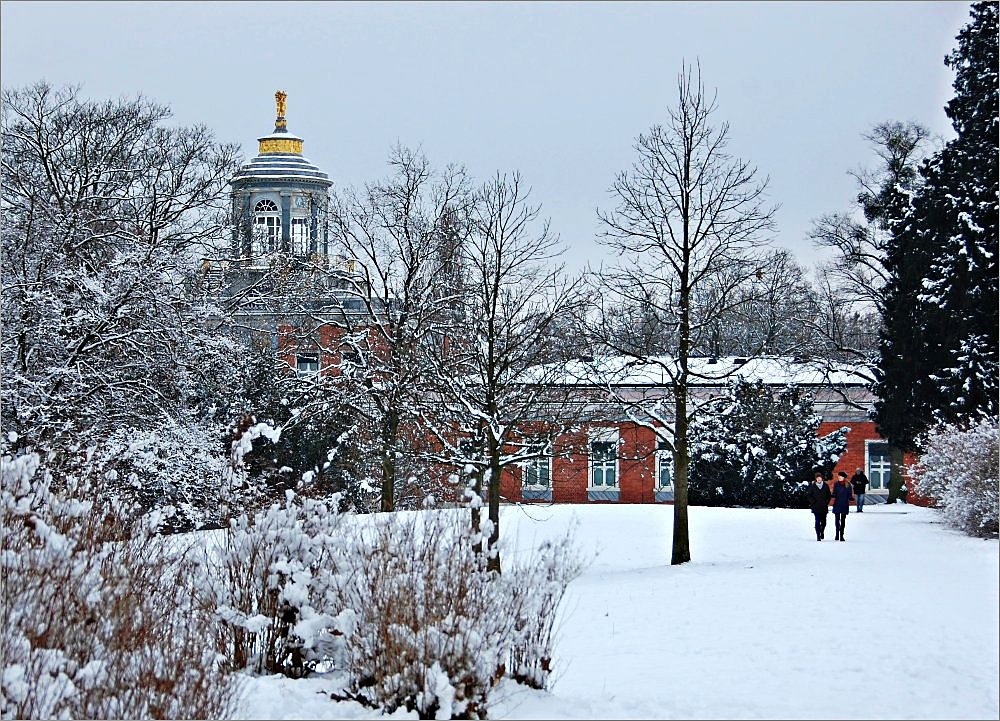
[
  {"left": 295, "top": 352, "right": 320, "bottom": 377},
  {"left": 588, "top": 428, "right": 619, "bottom": 489},
  {"left": 865, "top": 440, "right": 892, "bottom": 492},
  {"left": 522, "top": 454, "right": 551, "bottom": 491},
  {"left": 290, "top": 217, "right": 309, "bottom": 255},
  {"left": 253, "top": 199, "right": 281, "bottom": 255},
  {"left": 656, "top": 444, "right": 674, "bottom": 492}
]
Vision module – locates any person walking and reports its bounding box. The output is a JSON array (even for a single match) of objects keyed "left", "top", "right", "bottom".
[
  {"left": 809, "top": 472, "right": 832, "bottom": 541},
  {"left": 832, "top": 471, "right": 854, "bottom": 541},
  {"left": 851, "top": 467, "right": 869, "bottom": 512}
]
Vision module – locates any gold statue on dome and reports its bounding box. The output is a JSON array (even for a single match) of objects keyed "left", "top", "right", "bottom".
[{"left": 275, "top": 90, "right": 287, "bottom": 118}]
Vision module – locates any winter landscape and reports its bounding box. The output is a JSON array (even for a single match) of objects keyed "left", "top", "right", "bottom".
[
  {"left": 232, "top": 503, "right": 1000, "bottom": 721},
  {"left": 2, "top": 2, "right": 997, "bottom": 720}
]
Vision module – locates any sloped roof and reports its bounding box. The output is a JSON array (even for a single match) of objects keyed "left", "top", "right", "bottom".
[
  {"left": 231, "top": 152, "right": 331, "bottom": 185},
  {"left": 526, "top": 355, "right": 876, "bottom": 388}
]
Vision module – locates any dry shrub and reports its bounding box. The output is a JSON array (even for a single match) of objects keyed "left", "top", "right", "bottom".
[
  {"left": 1, "top": 452, "right": 236, "bottom": 719},
  {"left": 334, "top": 509, "right": 583, "bottom": 719},
  {"left": 505, "top": 526, "right": 584, "bottom": 689},
  {"left": 200, "top": 491, "right": 349, "bottom": 678}
]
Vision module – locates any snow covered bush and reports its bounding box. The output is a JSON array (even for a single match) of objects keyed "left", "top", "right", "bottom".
[
  {"left": 505, "top": 524, "right": 584, "bottom": 690},
  {"left": 0, "top": 451, "right": 236, "bottom": 719},
  {"left": 910, "top": 415, "right": 999, "bottom": 538},
  {"left": 200, "top": 489, "right": 350, "bottom": 677},
  {"left": 94, "top": 422, "right": 229, "bottom": 533},
  {"left": 198, "top": 417, "right": 353, "bottom": 678},
  {"left": 688, "top": 379, "right": 848, "bottom": 508},
  {"left": 334, "top": 511, "right": 508, "bottom": 719},
  {"left": 334, "top": 510, "right": 583, "bottom": 719}
]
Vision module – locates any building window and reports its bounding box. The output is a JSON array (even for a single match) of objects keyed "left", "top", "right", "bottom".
[
  {"left": 524, "top": 456, "right": 551, "bottom": 489},
  {"left": 867, "top": 442, "right": 892, "bottom": 491},
  {"left": 656, "top": 442, "right": 673, "bottom": 492},
  {"left": 590, "top": 440, "right": 617, "bottom": 488},
  {"left": 295, "top": 353, "right": 320, "bottom": 377},
  {"left": 291, "top": 217, "right": 309, "bottom": 256},
  {"left": 522, "top": 451, "right": 552, "bottom": 502},
  {"left": 253, "top": 199, "right": 281, "bottom": 254}
]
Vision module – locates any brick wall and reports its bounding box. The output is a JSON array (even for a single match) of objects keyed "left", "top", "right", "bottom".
[{"left": 501, "top": 419, "right": 929, "bottom": 506}]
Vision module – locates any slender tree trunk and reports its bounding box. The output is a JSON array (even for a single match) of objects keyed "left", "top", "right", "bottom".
[
  {"left": 380, "top": 411, "right": 398, "bottom": 512},
  {"left": 487, "top": 448, "right": 502, "bottom": 574},
  {"left": 470, "top": 464, "right": 483, "bottom": 555},
  {"left": 672, "top": 384, "right": 691, "bottom": 564},
  {"left": 673, "top": 165, "right": 693, "bottom": 566}
]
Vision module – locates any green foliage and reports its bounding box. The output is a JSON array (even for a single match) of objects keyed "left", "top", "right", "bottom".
[
  {"left": 875, "top": 2, "right": 999, "bottom": 449},
  {"left": 688, "top": 379, "right": 848, "bottom": 508},
  {"left": 232, "top": 345, "right": 375, "bottom": 512}
]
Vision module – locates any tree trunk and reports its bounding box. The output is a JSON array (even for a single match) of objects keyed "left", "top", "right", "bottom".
[
  {"left": 886, "top": 445, "right": 907, "bottom": 503},
  {"left": 380, "top": 411, "right": 398, "bottom": 512},
  {"left": 470, "top": 465, "right": 484, "bottom": 555},
  {"left": 486, "top": 456, "right": 502, "bottom": 574},
  {"left": 671, "top": 387, "right": 691, "bottom": 565}
]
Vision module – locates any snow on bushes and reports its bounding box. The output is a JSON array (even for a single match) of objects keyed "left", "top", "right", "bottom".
[
  {"left": 94, "top": 422, "right": 229, "bottom": 532},
  {"left": 688, "top": 378, "right": 848, "bottom": 508},
  {"left": 0, "top": 451, "right": 236, "bottom": 719},
  {"left": 332, "top": 510, "right": 583, "bottom": 719},
  {"left": 201, "top": 490, "right": 351, "bottom": 677},
  {"left": 202, "top": 486, "right": 583, "bottom": 719},
  {"left": 2, "top": 415, "right": 584, "bottom": 720},
  {"left": 910, "top": 415, "right": 999, "bottom": 538}
]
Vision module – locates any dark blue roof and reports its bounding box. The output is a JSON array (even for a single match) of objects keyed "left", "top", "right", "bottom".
[{"left": 231, "top": 153, "right": 331, "bottom": 186}]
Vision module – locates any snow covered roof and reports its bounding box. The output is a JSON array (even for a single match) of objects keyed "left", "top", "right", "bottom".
[
  {"left": 525, "top": 355, "right": 876, "bottom": 388},
  {"left": 231, "top": 152, "right": 331, "bottom": 185}
]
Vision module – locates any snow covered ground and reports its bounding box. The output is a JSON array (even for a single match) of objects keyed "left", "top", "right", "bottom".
[{"left": 234, "top": 503, "right": 999, "bottom": 720}]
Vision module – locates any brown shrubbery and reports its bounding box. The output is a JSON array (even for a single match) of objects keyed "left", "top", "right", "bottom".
[
  {"left": 205, "top": 492, "right": 583, "bottom": 720},
  {"left": 1, "top": 452, "right": 237, "bottom": 719},
  {"left": 3, "top": 441, "right": 583, "bottom": 721}
]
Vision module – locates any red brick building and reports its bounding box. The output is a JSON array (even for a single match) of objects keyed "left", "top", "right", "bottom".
[{"left": 496, "top": 356, "right": 918, "bottom": 506}]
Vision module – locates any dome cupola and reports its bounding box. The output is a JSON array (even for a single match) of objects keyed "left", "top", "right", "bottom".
[{"left": 230, "top": 91, "right": 332, "bottom": 260}]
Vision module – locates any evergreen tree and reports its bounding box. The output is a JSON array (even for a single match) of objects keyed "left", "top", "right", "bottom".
[
  {"left": 875, "top": 2, "right": 999, "bottom": 454},
  {"left": 688, "top": 378, "right": 848, "bottom": 508}
]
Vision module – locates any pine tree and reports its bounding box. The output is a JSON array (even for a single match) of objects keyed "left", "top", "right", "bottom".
[
  {"left": 875, "top": 1, "right": 999, "bottom": 453},
  {"left": 688, "top": 378, "right": 848, "bottom": 508}
]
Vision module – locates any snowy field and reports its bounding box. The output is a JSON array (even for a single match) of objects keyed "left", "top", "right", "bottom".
[{"left": 235, "top": 503, "right": 999, "bottom": 720}]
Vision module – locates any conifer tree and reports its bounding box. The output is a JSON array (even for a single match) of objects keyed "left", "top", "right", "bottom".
[
  {"left": 875, "top": 2, "right": 999, "bottom": 459},
  {"left": 688, "top": 378, "right": 847, "bottom": 509}
]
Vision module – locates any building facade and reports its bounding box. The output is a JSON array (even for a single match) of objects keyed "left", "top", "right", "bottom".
[{"left": 497, "top": 356, "right": 918, "bottom": 506}]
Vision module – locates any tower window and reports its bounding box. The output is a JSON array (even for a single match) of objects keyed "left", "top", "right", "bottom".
[
  {"left": 291, "top": 217, "right": 309, "bottom": 256},
  {"left": 252, "top": 199, "right": 281, "bottom": 255}
]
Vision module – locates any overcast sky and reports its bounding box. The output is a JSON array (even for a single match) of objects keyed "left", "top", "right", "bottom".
[{"left": 1, "top": 1, "right": 971, "bottom": 273}]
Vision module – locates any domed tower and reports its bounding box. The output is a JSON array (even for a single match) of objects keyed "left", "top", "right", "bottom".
[{"left": 230, "top": 91, "right": 332, "bottom": 262}]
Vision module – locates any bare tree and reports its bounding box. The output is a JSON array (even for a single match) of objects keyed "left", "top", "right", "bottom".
[
  {"left": 693, "top": 248, "right": 819, "bottom": 357},
  {"left": 807, "top": 121, "right": 933, "bottom": 352},
  {"left": 329, "top": 146, "right": 472, "bottom": 511},
  {"left": 594, "top": 63, "right": 777, "bottom": 565},
  {"left": 421, "top": 171, "right": 586, "bottom": 573}
]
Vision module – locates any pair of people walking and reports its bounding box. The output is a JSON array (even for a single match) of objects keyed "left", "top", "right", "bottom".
[{"left": 810, "top": 471, "right": 854, "bottom": 541}]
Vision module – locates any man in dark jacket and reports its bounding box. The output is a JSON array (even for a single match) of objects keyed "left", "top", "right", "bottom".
[
  {"left": 809, "top": 473, "right": 832, "bottom": 541},
  {"left": 851, "top": 467, "right": 869, "bottom": 512}
]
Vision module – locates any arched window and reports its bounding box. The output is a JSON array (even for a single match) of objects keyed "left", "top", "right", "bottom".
[{"left": 252, "top": 199, "right": 281, "bottom": 254}]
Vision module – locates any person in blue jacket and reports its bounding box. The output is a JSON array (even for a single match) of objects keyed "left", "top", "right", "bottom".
[{"left": 832, "top": 471, "right": 854, "bottom": 541}]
